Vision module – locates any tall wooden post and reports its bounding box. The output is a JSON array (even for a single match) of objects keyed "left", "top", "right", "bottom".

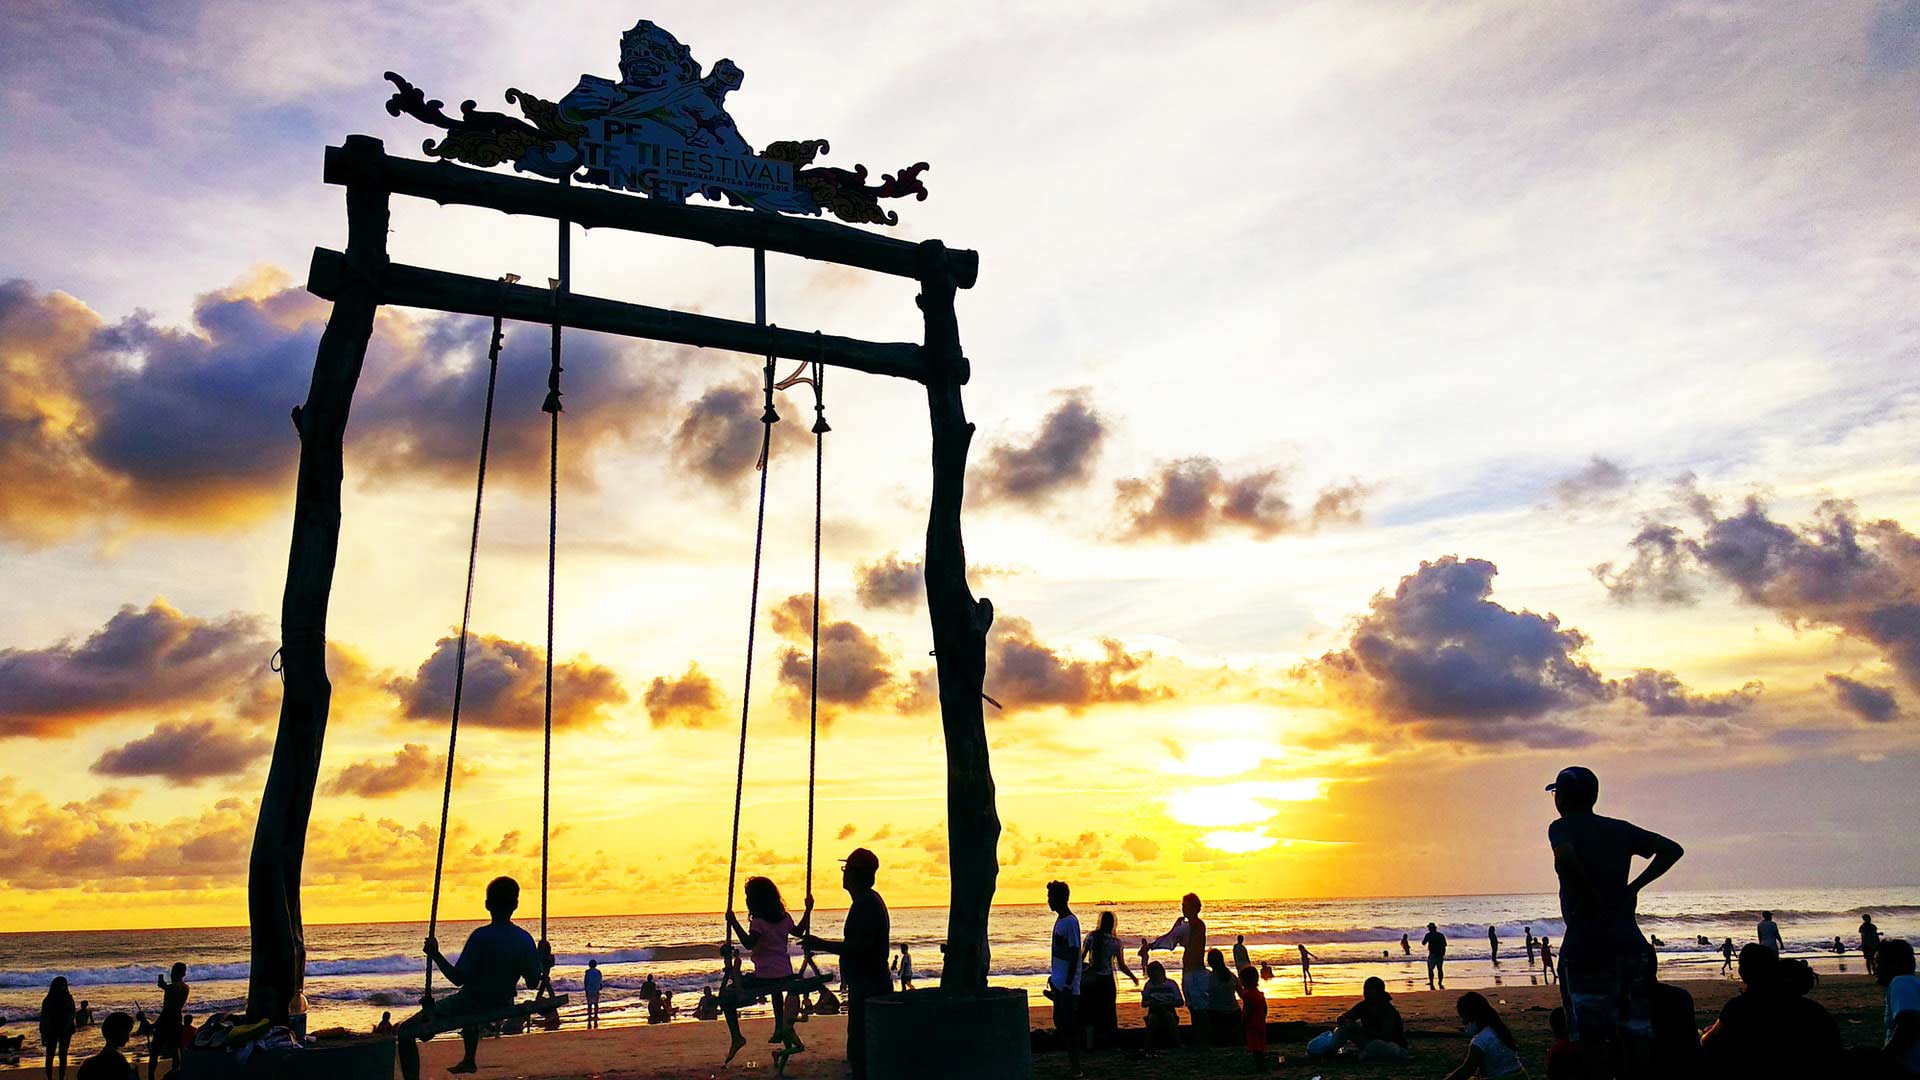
[
  {"left": 917, "top": 241, "right": 1000, "bottom": 992},
  {"left": 246, "top": 135, "right": 389, "bottom": 1021}
]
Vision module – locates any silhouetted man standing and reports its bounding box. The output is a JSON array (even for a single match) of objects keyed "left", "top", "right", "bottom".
[
  {"left": 802, "top": 848, "right": 890, "bottom": 1080},
  {"left": 1547, "top": 765, "right": 1683, "bottom": 1079}
]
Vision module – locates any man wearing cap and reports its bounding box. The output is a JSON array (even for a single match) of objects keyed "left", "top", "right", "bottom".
[
  {"left": 1546, "top": 766, "right": 1684, "bottom": 1078},
  {"left": 801, "top": 848, "right": 891, "bottom": 1080}
]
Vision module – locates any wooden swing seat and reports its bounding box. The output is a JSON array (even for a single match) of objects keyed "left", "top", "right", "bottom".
[
  {"left": 720, "top": 973, "right": 833, "bottom": 1006},
  {"left": 412, "top": 994, "right": 569, "bottom": 1038}
]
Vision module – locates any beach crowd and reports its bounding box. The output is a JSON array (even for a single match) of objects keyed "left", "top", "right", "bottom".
[{"left": 14, "top": 766, "right": 1919, "bottom": 1079}]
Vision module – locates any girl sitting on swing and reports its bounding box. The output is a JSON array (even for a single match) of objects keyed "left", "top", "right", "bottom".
[{"left": 721, "top": 876, "right": 815, "bottom": 1063}]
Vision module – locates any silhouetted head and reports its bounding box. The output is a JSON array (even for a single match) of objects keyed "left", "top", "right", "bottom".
[
  {"left": 1549, "top": 1005, "right": 1568, "bottom": 1039},
  {"left": 1762, "top": 910, "right": 1773, "bottom": 921},
  {"left": 1146, "top": 961, "right": 1167, "bottom": 981},
  {"left": 1362, "top": 976, "right": 1389, "bottom": 1003},
  {"left": 1863, "top": 913, "right": 1876, "bottom": 925},
  {"left": 1046, "top": 880, "right": 1070, "bottom": 913},
  {"left": 1207, "top": 948, "right": 1230, "bottom": 977},
  {"left": 1877, "top": 939, "right": 1916, "bottom": 988},
  {"left": 1236, "top": 934, "right": 1245, "bottom": 944},
  {"left": 1779, "top": 958, "right": 1817, "bottom": 997},
  {"left": 484, "top": 876, "right": 521, "bottom": 918},
  {"left": 101, "top": 1012, "right": 134, "bottom": 1050},
  {"left": 1547, "top": 765, "right": 1599, "bottom": 815},
  {"left": 1738, "top": 943, "right": 1778, "bottom": 988},
  {"left": 840, "top": 848, "right": 879, "bottom": 891},
  {"left": 1240, "top": 966, "right": 1259, "bottom": 989},
  {"left": 48, "top": 976, "right": 68, "bottom": 995},
  {"left": 170, "top": 962, "right": 187, "bottom": 982},
  {"left": 381, "top": 1011, "right": 391, "bottom": 1022},
  {"left": 1427, "top": 922, "right": 1437, "bottom": 931},
  {"left": 1097, "top": 910, "right": 1117, "bottom": 936},
  {"left": 1181, "top": 893, "right": 1202, "bottom": 918},
  {"left": 744, "top": 876, "right": 789, "bottom": 923},
  {"left": 1456, "top": 991, "right": 1515, "bottom": 1049},
  {"left": 588, "top": 959, "right": 598, "bottom": 969}
]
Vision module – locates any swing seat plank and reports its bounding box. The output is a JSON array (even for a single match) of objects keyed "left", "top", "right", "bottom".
[
  {"left": 720, "top": 974, "right": 832, "bottom": 1006},
  {"left": 413, "top": 994, "right": 569, "bottom": 1038}
]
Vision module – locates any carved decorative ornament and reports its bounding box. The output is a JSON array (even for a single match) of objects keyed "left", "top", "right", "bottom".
[{"left": 385, "top": 21, "right": 930, "bottom": 226}]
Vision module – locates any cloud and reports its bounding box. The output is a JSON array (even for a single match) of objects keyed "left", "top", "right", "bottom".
[
  {"left": 1826, "top": 673, "right": 1902, "bottom": 723},
  {"left": 976, "top": 391, "right": 1105, "bottom": 505},
  {"left": 322, "top": 743, "right": 451, "bottom": 798},
  {"left": 90, "top": 719, "right": 273, "bottom": 784},
  {"left": 769, "top": 595, "right": 900, "bottom": 719},
  {"left": 0, "top": 601, "right": 273, "bottom": 737},
  {"left": 1121, "top": 835, "right": 1161, "bottom": 862},
  {"left": 1617, "top": 669, "right": 1761, "bottom": 717},
  {"left": 669, "top": 382, "right": 810, "bottom": 488},
  {"left": 1552, "top": 455, "right": 1630, "bottom": 507},
  {"left": 0, "top": 274, "right": 674, "bottom": 543},
  {"left": 387, "top": 633, "right": 628, "bottom": 730},
  {"left": 1114, "top": 457, "right": 1366, "bottom": 542},
  {"left": 1309, "top": 556, "right": 1612, "bottom": 745},
  {"left": 836, "top": 823, "right": 856, "bottom": 840},
  {"left": 985, "top": 616, "right": 1163, "bottom": 713},
  {"left": 853, "top": 552, "right": 923, "bottom": 610},
  {"left": 643, "top": 664, "right": 730, "bottom": 729},
  {"left": 1598, "top": 497, "right": 1920, "bottom": 690}
]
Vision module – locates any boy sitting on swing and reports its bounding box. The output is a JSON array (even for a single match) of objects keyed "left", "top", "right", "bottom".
[
  {"left": 397, "top": 876, "right": 549, "bottom": 1080},
  {"left": 721, "top": 876, "right": 815, "bottom": 1064}
]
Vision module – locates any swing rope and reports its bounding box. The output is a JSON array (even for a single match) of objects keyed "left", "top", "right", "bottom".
[
  {"left": 804, "top": 359, "right": 827, "bottom": 905},
  {"left": 723, "top": 352, "right": 779, "bottom": 951},
  {"left": 539, "top": 256, "right": 565, "bottom": 961},
  {"left": 424, "top": 276, "right": 515, "bottom": 1003}
]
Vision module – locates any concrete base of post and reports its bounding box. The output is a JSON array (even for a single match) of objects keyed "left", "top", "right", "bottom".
[{"left": 864, "top": 986, "right": 1032, "bottom": 1080}]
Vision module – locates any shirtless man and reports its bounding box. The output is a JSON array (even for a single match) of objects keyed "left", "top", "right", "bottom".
[{"left": 1140, "top": 893, "right": 1209, "bottom": 1019}]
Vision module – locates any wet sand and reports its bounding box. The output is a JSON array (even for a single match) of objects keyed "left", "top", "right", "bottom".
[{"left": 414, "top": 974, "right": 1891, "bottom": 1078}]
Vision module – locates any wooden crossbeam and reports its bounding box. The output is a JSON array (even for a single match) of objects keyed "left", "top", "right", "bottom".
[
  {"left": 324, "top": 137, "right": 978, "bottom": 288},
  {"left": 306, "top": 248, "right": 950, "bottom": 384}
]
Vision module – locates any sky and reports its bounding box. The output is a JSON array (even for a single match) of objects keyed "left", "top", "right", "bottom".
[{"left": 2, "top": 0, "right": 1919, "bottom": 932}]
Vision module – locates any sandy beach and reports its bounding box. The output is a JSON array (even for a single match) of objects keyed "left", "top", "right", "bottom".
[{"left": 406, "top": 975, "right": 1892, "bottom": 1079}]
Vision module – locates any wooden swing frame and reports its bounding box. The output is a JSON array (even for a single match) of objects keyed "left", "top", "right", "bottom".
[{"left": 244, "top": 134, "right": 1002, "bottom": 1022}]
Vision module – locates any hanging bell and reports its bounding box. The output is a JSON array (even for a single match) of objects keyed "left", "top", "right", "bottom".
[
  {"left": 761, "top": 402, "right": 781, "bottom": 425},
  {"left": 812, "top": 411, "right": 831, "bottom": 435}
]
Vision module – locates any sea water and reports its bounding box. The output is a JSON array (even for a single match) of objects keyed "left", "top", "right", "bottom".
[{"left": 2, "top": 886, "right": 1913, "bottom": 1063}]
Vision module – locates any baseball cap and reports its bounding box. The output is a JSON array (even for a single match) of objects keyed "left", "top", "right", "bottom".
[
  {"left": 840, "top": 848, "right": 879, "bottom": 874},
  {"left": 1545, "top": 766, "right": 1598, "bottom": 799}
]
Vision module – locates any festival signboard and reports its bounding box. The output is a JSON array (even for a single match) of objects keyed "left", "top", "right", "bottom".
[{"left": 385, "top": 20, "right": 929, "bottom": 225}]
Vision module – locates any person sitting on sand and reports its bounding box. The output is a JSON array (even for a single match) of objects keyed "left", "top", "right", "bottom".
[
  {"left": 41, "top": 976, "right": 76, "bottom": 1080},
  {"left": 1139, "top": 961, "right": 1185, "bottom": 1053},
  {"left": 1232, "top": 965, "right": 1268, "bottom": 1071},
  {"left": 1701, "top": 943, "right": 1841, "bottom": 1077},
  {"left": 1306, "top": 975, "right": 1409, "bottom": 1062},
  {"left": 374, "top": 1012, "right": 393, "bottom": 1034},
  {"left": 1443, "top": 991, "right": 1525, "bottom": 1080},
  {"left": 721, "top": 875, "right": 814, "bottom": 1064},
  {"left": 72, "top": 1003, "right": 91, "bottom": 1030},
  {"left": 583, "top": 958, "right": 603, "bottom": 1030},
  {"left": 812, "top": 981, "right": 841, "bottom": 1015},
  {"left": 398, "top": 875, "right": 548, "bottom": 1080},
  {"left": 693, "top": 986, "right": 720, "bottom": 1021},
  {"left": 1874, "top": 938, "right": 1920, "bottom": 1075},
  {"left": 75, "top": 1013, "right": 134, "bottom": 1080},
  {"left": 1546, "top": 1005, "right": 1580, "bottom": 1080},
  {"left": 1141, "top": 893, "right": 1209, "bottom": 1018},
  {"left": 149, "top": 963, "right": 188, "bottom": 1080}
]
